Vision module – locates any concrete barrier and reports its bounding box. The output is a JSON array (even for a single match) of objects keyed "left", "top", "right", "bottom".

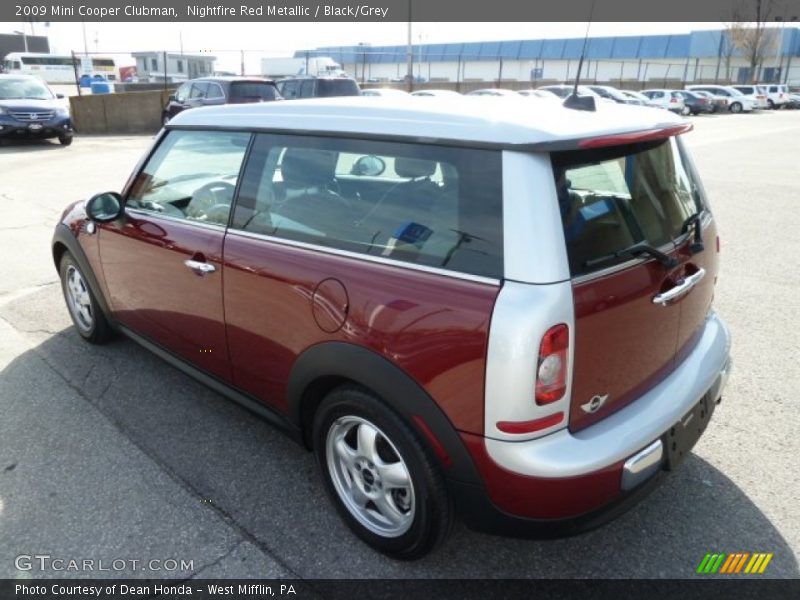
[{"left": 69, "top": 89, "right": 174, "bottom": 134}]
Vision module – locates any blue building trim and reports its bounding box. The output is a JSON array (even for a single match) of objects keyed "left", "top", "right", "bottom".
[{"left": 296, "top": 28, "right": 800, "bottom": 64}]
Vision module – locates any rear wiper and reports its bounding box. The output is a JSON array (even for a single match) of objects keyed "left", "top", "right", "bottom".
[
  {"left": 584, "top": 241, "right": 678, "bottom": 270},
  {"left": 681, "top": 210, "right": 705, "bottom": 254}
]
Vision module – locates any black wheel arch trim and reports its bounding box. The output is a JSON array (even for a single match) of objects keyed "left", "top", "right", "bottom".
[
  {"left": 287, "top": 341, "right": 483, "bottom": 486},
  {"left": 52, "top": 223, "right": 114, "bottom": 322}
]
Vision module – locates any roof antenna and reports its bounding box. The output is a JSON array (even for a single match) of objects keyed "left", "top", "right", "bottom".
[{"left": 564, "top": 0, "right": 598, "bottom": 112}]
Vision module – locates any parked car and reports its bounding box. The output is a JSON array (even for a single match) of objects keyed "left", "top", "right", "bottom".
[
  {"left": 466, "top": 88, "right": 519, "bottom": 97},
  {"left": 162, "top": 77, "right": 280, "bottom": 126},
  {"left": 690, "top": 90, "right": 727, "bottom": 113},
  {"left": 276, "top": 76, "right": 361, "bottom": 99},
  {"left": 786, "top": 91, "right": 800, "bottom": 109},
  {"left": 0, "top": 74, "right": 73, "bottom": 146},
  {"left": 361, "top": 88, "right": 409, "bottom": 97},
  {"left": 731, "top": 85, "right": 769, "bottom": 109},
  {"left": 54, "top": 97, "right": 731, "bottom": 559},
  {"left": 620, "top": 90, "right": 657, "bottom": 107},
  {"left": 517, "top": 89, "right": 560, "bottom": 99},
  {"left": 671, "top": 90, "right": 715, "bottom": 115},
  {"left": 640, "top": 89, "right": 686, "bottom": 114},
  {"left": 757, "top": 83, "right": 790, "bottom": 109},
  {"left": 685, "top": 85, "right": 755, "bottom": 113},
  {"left": 587, "top": 85, "right": 637, "bottom": 105},
  {"left": 537, "top": 84, "right": 607, "bottom": 102},
  {"left": 409, "top": 89, "right": 462, "bottom": 97}
]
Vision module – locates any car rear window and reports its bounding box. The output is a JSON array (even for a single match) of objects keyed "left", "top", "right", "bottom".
[
  {"left": 231, "top": 134, "right": 503, "bottom": 279},
  {"left": 229, "top": 81, "right": 279, "bottom": 101},
  {"left": 551, "top": 137, "right": 704, "bottom": 277},
  {"left": 316, "top": 79, "right": 360, "bottom": 97}
]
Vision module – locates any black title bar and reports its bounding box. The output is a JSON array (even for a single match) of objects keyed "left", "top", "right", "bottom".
[{"left": 4, "top": 0, "right": 800, "bottom": 22}]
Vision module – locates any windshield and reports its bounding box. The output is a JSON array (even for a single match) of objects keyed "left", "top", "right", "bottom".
[
  {"left": 0, "top": 78, "right": 53, "bottom": 100},
  {"left": 229, "top": 81, "right": 279, "bottom": 101},
  {"left": 552, "top": 137, "right": 704, "bottom": 276}
]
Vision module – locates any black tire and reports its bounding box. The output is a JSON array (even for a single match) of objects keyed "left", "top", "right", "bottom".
[
  {"left": 729, "top": 102, "right": 742, "bottom": 114},
  {"left": 59, "top": 252, "right": 114, "bottom": 344},
  {"left": 312, "top": 384, "right": 452, "bottom": 560},
  {"left": 767, "top": 99, "right": 775, "bottom": 109},
  {"left": 58, "top": 135, "right": 73, "bottom": 146}
]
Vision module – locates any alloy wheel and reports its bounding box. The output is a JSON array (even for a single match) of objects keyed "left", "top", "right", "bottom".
[
  {"left": 325, "top": 415, "right": 415, "bottom": 538},
  {"left": 65, "top": 265, "right": 93, "bottom": 332}
]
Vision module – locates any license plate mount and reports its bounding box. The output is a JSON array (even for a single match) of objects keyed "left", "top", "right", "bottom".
[{"left": 664, "top": 393, "right": 716, "bottom": 470}]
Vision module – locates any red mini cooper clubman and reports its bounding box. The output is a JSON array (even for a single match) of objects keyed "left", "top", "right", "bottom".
[{"left": 53, "top": 95, "right": 731, "bottom": 559}]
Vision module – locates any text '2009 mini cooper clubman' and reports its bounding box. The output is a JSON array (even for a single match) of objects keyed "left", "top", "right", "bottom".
[{"left": 53, "top": 95, "right": 731, "bottom": 559}]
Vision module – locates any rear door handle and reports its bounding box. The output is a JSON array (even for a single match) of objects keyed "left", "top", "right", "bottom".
[
  {"left": 184, "top": 259, "right": 216, "bottom": 275},
  {"left": 652, "top": 268, "right": 705, "bottom": 305}
]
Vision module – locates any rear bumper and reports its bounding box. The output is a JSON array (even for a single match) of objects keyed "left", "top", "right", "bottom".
[{"left": 455, "top": 312, "right": 731, "bottom": 533}]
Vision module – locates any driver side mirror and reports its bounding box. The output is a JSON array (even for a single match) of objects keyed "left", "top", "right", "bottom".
[
  {"left": 55, "top": 93, "right": 65, "bottom": 99},
  {"left": 85, "top": 192, "right": 123, "bottom": 223}
]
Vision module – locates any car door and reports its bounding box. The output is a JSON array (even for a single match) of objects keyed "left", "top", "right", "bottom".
[
  {"left": 186, "top": 81, "right": 210, "bottom": 109},
  {"left": 204, "top": 82, "right": 227, "bottom": 106},
  {"left": 98, "top": 129, "right": 251, "bottom": 381},
  {"left": 169, "top": 82, "right": 192, "bottom": 118},
  {"left": 552, "top": 137, "right": 701, "bottom": 431}
]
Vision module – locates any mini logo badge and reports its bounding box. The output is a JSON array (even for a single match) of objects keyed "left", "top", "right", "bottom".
[{"left": 581, "top": 394, "right": 609, "bottom": 413}]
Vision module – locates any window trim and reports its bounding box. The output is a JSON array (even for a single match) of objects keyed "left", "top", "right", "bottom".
[{"left": 226, "top": 227, "right": 501, "bottom": 286}]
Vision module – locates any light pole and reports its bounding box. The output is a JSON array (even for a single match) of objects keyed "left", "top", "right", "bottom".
[
  {"left": 12, "top": 30, "right": 28, "bottom": 53},
  {"left": 773, "top": 16, "right": 798, "bottom": 82}
]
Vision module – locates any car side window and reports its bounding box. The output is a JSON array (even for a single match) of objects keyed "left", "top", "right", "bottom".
[
  {"left": 174, "top": 83, "right": 191, "bottom": 102},
  {"left": 299, "top": 80, "right": 315, "bottom": 98},
  {"left": 280, "top": 80, "right": 298, "bottom": 99},
  {"left": 127, "top": 130, "right": 251, "bottom": 227},
  {"left": 231, "top": 134, "right": 504, "bottom": 279},
  {"left": 206, "top": 83, "right": 225, "bottom": 100},
  {"left": 190, "top": 82, "right": 209, "bottom": 99}
]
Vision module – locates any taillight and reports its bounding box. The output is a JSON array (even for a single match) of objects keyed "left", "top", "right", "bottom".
[
  {"left": 535, "top": 324, "right": 569, "bottom": 404},
  {"left": 670, "top": 97, "right": 677, "bottom": 103}
]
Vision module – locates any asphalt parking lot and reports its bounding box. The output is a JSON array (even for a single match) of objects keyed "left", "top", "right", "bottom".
[{"left": 1, "top": 110, "right": 798, "bottom": 580}]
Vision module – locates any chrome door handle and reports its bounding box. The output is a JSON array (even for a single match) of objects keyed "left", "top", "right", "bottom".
[
  {"left": 184, "top": 259, "right": 216, "bottom": 275},
  {"left": 652, "top": 268, "right": 705, "bottom": 305}
]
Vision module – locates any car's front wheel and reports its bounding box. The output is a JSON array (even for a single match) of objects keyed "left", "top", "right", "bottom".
[
  {"left": 681, "top": 105, "right": 691, "bottom": 116},
  {"left": 729, "top": 102, "right": 743, "bottom": 113},
  {"left": 313, "top": 385, "right": 452, "bottom": 560},
  {"left": 58, "top": 135, "right": 73, "bottom": 146},
  {"left": 59, "top": 252, "right": 114, "bottom": 344}
]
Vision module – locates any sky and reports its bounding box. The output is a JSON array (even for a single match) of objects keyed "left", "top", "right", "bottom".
[{"left": 2, "top": 21, "right": 724, "bottom": 72}]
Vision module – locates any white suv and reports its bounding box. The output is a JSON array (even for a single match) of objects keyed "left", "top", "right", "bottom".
[
  {"left": 731, "top": 85, "right": 769, "bottom": 110},
  {"left": 757, "top": 84, "right": 790, "bottom": 109}
]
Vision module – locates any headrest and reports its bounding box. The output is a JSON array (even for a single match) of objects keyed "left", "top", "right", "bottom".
[
  {"left": 281, "top": 148, "right": 337, "bottom": 188},
  {"left": 395, "top": 157, "right": 437, "bottom": 179}
]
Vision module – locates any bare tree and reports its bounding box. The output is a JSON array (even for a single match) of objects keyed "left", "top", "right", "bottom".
[{"left": 725, "top": 0, "right": 782, "bottom": 83}]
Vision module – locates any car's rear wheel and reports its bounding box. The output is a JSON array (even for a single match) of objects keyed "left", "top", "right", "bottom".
[
  {"left": 59, "top": 252, "right": 113, "bottom": 344},
  {"left": 729, "top": 102, "right": 742, "bottom": 113},
  {"left": 58, "top": 135, "right": 73, "bottom": 146},
  {"left": 767, "top": 99, "right": 775, "bottom": 109},
  {"left": 313, "top": 385, "right": 451, "bottom": 560}
]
